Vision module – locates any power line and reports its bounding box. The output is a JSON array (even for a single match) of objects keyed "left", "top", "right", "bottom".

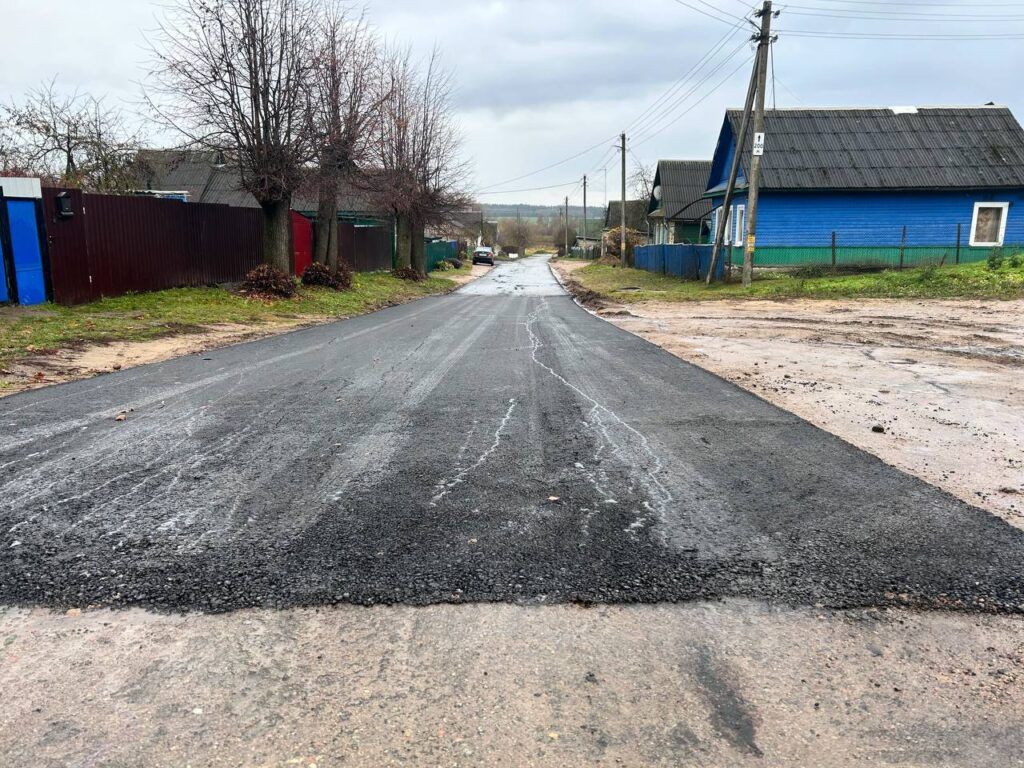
[
  {"left": 777, "top": 28, "right": 1024, "bottom": 38},
  {"left": 781, "top": 5, "right": 1024, "bottom": 21},
  {"left": 476, "top": 180, "right": 584, "bottom": 196},
  {"left": 789, "top": 0, "right": 1024, "bottom": 7},
  {"left": 635, "top": 49, "right": 755, "bottom": 146},
  {"left": 474, "top": 135, "right": 619, "bottom": 193},
  {"left": 633, "top": 39, "right": 751, "bottom": 142},
  {"left": 670, "top": 0, "right": 748, "bottom": 25},
  {"left": 626, "top": 16, "right": 749, "bottom": 133}
]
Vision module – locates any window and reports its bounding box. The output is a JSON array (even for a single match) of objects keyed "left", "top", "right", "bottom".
[
  {"left": 734, "top": 204, "right": 746, "bottom": 245},
  {"left": 970, "top": 202, "right": 1010, "bottom": 247}
]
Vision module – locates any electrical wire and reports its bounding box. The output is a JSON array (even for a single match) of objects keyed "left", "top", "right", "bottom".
[
  {"left": 633, "top": 43, "right": 753, "bottom": 143},
  {"left": 476, "top": 180, "right": 585, "bottom": 196},
  {"left": 776, "top": 28, "right": 1024, "bottom": 38},
  {"left": 635, "top": 51, "right": 755, "bottom": 146},
  {"left": 670, "top": 0, "right": 748, "bottom": 25}
]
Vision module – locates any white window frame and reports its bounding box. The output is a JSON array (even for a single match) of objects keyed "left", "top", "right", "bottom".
[
  {"left": 970, "top": 202, "right": 1010, "bottom": 247},
  {"left": 734, "top": 204, "right": 746, "bottom": 245}
]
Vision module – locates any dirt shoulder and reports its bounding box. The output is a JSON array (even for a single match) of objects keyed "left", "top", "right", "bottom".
[
  {"left": 552, "top": 260, "right": 1024, "bottom": 529},
  {"left": 0, "top": 268, "right": 489, "bottom": 399}
]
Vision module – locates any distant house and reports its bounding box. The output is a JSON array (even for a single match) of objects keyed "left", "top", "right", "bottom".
[
  {"left": 604, "top": 199, "right": 650, "bottom": 239},
  {"left": 134, "top": 149, "right": 385, "bottom": 223},
  {"left": 704, "top": 106, "right": 1024, "bottom": 265},
  {"left": 133, "top": 150, "right": 259, "bottom": 208},
  {"left": 646, "top": 160, "right": 713, "bottom": 245}
]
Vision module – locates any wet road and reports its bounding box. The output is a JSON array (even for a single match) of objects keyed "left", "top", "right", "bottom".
[{"left": 1, "top": 256, "right": 1023, "bottom": 613}]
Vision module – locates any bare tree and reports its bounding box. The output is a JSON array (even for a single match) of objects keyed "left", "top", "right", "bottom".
[
  {"left": 309, "top": 4, "right": 380, "bottom": 270},
  {"left": 371, "top": 47, "right": 469, "bottom": 277},
  {"left": 147, "top": 0, "right": 319, "bottom": 272},
  {"left": 3, "top": 79, "right": 142, "bottom": 190},
  {"left": 630, "top": 159, "right": 654, "bottom": 203}
]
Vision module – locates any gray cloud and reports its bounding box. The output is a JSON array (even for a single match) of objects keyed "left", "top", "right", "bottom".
[{"left": 2, "top": 0, "right": 1022, "bottom": 205}]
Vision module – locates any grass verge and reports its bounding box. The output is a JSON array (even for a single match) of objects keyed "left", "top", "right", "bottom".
[
  {"left": 564, "top": 261, "right": 1024, "bottom": 304},
  {"left": 0, "top": 271, "right": 460, "bottom": 374}
]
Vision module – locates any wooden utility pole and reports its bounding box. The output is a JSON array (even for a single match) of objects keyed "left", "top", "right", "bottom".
[
  {"left": 706, "top": 2, "right": 775, "bottom": 285},
  {"left": 565, "top": 196, "right": 570, "bottom": 256},
  {"left": 620, "top": 132, "right": 628, "bottom": 267},
  {"left": 583, "top": 175, "right": 589, "bottom": 257},
  {"left": 742, "top": 0, "right": 776, "bottom": 288}
]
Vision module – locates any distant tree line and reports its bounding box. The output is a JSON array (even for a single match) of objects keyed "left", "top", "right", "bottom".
[{"left": 0, "top": 0, "right": 470, "bottom": 278}]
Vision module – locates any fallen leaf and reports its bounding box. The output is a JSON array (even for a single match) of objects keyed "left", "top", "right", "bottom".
[
  {"left": 115, "top": 413, "right": 127, "bottom": 422},
  {"left": 548, "top": 496, "right": 560, "bottom": 502}
]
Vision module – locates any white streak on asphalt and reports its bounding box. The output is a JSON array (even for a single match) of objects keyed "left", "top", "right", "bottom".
[
  {"left": 525, "top": 299, "right": 675, "bottom": 542},
  {"left": 432, "top": 398, "right": 518, "bottom": 504}
]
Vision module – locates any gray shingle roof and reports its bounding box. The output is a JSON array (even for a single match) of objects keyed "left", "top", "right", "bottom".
[
  {"left": 725, "top": 106, "right": 1024, "bottom": 191},
  {"left": 649, "top": 160, "right": 713, "bottom": 221},
  {"left": 134, "top": 149, "right": 259, "bottom": 208},
  {"left": 605, "top": 199, "right": 649, "bottom": 232},
  {"left": 134, "top": 149, "right": 381, "bottom": 214}
]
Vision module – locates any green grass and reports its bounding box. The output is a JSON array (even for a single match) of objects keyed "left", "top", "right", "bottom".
[
  {"left": 0, "top": 271, "right": 461, "bottom": 372},
  {"left": 568, "top": 261, "right": 1024, "bottom": 303}
]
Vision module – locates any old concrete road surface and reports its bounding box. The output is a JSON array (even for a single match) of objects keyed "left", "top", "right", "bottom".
[{"left": 1, "top": 255, "right": 1023, "bottom": 613}]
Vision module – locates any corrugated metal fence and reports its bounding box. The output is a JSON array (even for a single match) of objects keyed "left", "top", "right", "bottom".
[
  {"left": 43, "top": 187, "right": 263, "bottom": 305},
  {"left": 634, "top": 244, "right": 725, "bottom": 281},
  {"left": 426, "top": 240, "right": 458, "bottom": 271}
]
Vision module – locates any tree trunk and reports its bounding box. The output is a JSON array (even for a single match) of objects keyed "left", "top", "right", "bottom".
[
  {"left": 395, "top": 214, "right": 412, "bottom": 270},
  {"left": 261, "top": 196, "right": 293, "bottom": 274},
  {"left": 411, "top": 222, "right": 427, "bottom": 278},
  {"left": 314, "top": 180, "right": 339, "bottom": 267}
]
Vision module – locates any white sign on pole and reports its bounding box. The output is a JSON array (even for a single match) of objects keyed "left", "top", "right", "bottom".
[{"left": 752, "top": 133, "right": 766, "bottom": 157}]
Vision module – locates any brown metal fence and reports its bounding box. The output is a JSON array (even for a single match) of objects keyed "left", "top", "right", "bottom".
[
  {"left": 42, "top": 187, "right": 263, "bottom": 305},
  {"left": 336, "top": 221, "right": 393, "bottom": 272}
]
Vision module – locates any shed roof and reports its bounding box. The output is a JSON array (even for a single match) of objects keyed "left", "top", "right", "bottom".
[
  {"left": 133, "top": 149, "right": 380, "bottom": 214},
  {"left": 605, "top": 199, "right": 649, "bottom": 232},
  {"left": 649, "top": 160, "right": 713, "bottom": 221},
  {"left": 723, "top": 106, "right": 1024, "bottom": 191}
]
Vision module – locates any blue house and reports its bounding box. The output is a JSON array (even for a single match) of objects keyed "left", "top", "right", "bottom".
[{"left": 705, "top": 106, "right": 1024, "bottom": 266}]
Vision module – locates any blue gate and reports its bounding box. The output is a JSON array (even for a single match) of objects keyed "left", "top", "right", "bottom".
[{"left": 0, "top": 186, "right": 49, "bottom": 306}]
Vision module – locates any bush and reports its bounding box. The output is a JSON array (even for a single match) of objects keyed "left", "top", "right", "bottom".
[
  {"left": 302, "top": 261, "right": 353, "bottom": 290},
  {"left": 241, "top": 265, "right": 296, "bottom": 298},
  {"left": 1009, "top": 253, "right": 1023, "bottom": 269},
  {"left": 987, "top": 248, "right": 1005, "bottom": 271},
  {"left": 446, "top": 258, "right": 464, "bottom": 270},
  {"left": 433, "top": 260, "right": 454, "bottom": 272},
  {"left": 394, "top": 267, "right": 424, "bottom": 282}
]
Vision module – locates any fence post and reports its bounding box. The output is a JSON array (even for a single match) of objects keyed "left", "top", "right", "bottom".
[
  {"left": 899, "top": 225, "right": 907, "bottom": 270},
  {"left": 831, "top": 231, "right": 837, "bottom": 270},
  {"left": 956, "top": 223, "right": 962, "bottom": 265}
]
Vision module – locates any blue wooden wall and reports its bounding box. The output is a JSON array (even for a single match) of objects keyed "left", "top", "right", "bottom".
[{"left": 711, "top": 190, "right": 1024, "bottom": 247}]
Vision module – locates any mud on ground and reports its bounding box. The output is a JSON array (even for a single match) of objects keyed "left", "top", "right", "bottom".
[{"left": 553, "top": 261, "right": 1024, "bottom": 529}]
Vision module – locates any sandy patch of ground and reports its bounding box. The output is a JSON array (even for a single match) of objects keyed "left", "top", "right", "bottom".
[
  {"left": 0, "top": 270, "right": 494, "bottom": 400},
  {"left": 0, "top": 320, "right": 309, "bottom": 398},
  {"left": 448, "top": 263, "right": 494, "bottom": 287},
  {"left": 587, "top": 295, "right": 1024, "bottom": 529},
  {"left": 1, "top": 602, "right": 1021, "bottom": 766}
]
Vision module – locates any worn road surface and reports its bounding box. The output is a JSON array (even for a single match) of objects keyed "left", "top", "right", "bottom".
[{"left": 2, "top": 256, "right": 1024, "bottom": 765}]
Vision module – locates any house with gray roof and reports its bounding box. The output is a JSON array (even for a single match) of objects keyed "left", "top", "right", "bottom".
[
  {"left": 705, "top": 105, "right": 1024, "bottom": 266},
  {"left": 604, "top": 199, "right": 650, "bottom": 237},
  {"left": 646, "top": 160, "right": 713, "bottom": 245}
]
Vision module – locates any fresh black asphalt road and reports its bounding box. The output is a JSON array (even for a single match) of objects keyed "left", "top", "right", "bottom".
[{"left": 1, "top": 256, "right": 1023, "bottom": 613}]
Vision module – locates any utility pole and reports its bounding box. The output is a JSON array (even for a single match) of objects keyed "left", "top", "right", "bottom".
[
  {"left": 620, "top": 132, "right": 627, "bottom": 267},
  {"left": 705, "top": 2, "right": 774, "bottom": 285},
  {"left": 564, "top": 196, "right": 570, "bottom": 255},
  {"left": 742, "top": 0, "right": 776, "bottom": 288},
  {"left": 517, "top": 206, "right": 522, "bottom": 255},
  {"left": 602, "top": 167, "right": 608, "bottom": 260},
  {"left": 583, "top": 175, "right": 589, "bottom": 258}
]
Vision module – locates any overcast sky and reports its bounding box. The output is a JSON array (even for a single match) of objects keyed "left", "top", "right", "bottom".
[{"left": 2, "top": 0, "right": 1022, "bottom": 206}]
